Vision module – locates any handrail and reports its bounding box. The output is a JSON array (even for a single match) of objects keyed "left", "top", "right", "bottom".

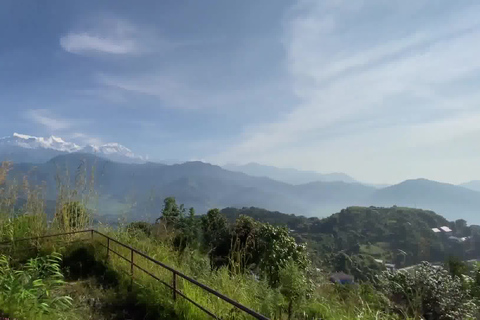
[
  {"left": 0, "top": 230, "right": 92, "bottom": 246},
  {"left": 0, "top": 229, "right": 270, "bottom": 320}
]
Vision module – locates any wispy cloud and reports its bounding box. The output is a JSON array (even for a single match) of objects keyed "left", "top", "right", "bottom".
[
  {"left": 25, "top": 109, "right": 75, "bottom": 131},
  {"left": 60, "top": 16, "right": 172, "bottom": 56},
  {"left": 60, "top": 33, "right": 139, "bottom": 55},
  {"left": 69, "top": 132, "right": 103, "bottom": 146},
  {"left": 211, "top": 0, "right": 480, "bottom": 183},
  {"left": 97, "top": 73, "right": 289, "bottom": 111}
]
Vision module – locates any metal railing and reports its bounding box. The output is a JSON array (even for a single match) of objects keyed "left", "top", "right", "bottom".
[{"left": 0, "top": 229, "right": 270, "bottom": 320}]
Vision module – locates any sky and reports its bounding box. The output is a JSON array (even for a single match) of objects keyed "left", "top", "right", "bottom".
[{"left": 1, "top": 0, "right": 480, "bottom": 185}]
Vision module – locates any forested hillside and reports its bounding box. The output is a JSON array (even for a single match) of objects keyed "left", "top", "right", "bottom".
[{"left": 222, "top": 206, "right": 480, "bottom": 279}]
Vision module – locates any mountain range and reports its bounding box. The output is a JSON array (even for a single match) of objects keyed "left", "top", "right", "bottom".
[
  {"left": 3, "top": 152, "right": 480, "bottom": 225},
  {"left": 3, "top": 133, "right": 480, "bottom": 224},
  {"left": 0, "top": 133, "right": 145, "bottom": 164}
]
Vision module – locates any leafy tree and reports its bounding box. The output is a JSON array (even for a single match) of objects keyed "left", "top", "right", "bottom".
[
  {"left": 174, "top": 207, "right": 200, "bottom": 250},
  {"left": 201, "top": 209, "right": 231, "bottom": 268},
  {"left": 455, "top": 219, "right": 469, "bottom": 236},
  {"left": 257, "top": 223, "right": 309, "bottom": 286},
  {"left": 157, "top": 197, "right": 185, "bottom": 227},
  {"left": 229, "top": 215, "right": 260, "bottom": 272}
]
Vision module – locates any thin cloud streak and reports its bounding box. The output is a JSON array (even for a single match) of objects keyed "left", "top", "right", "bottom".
[
  {"left": 60, "top": 33, "right": 139, "bottom": 55},
  {"left": 25, "top": 109, "right": 74, "bottom": 131}
]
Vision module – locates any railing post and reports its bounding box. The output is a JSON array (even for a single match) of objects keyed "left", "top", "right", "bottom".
[
  {"left": 106, "top": 237, "right": 110, "bottom": 259},
  {"left": 90, "top": 230, "right": 94, "bottom": 240},
  {"left": 130, "top": 249, "right": 134, "bottom": 291},
  {"left": 172, "top": 271, "right": 177, "bottom": 301}
]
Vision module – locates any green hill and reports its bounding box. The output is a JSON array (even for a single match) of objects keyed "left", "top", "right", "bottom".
[{"left": 221, "top": 206, "right": 479, "bottom": 273}]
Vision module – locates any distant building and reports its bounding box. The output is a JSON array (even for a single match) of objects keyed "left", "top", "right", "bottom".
[
  {"left": 330, "top": 272, "right": 354, "bottom": 284},
  {"left": 448, "top": 236, "right": 463, "bottom": 243},
  {"left": 432, "top": 228, "right": 441, "bottom": 233},
  {"left": 448, "top": 236, "right": 470, "bottom": 243},
  {"left": 440, "top": 226, "right": 452, "bottom": 233}
]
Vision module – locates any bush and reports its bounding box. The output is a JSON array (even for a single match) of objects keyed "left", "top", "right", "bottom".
[
  {"left": 0, "top": 253, "right": 73, "bottom": 319},
  {"left": 378, "top": 262, "right": 477, "bottom": 319}
]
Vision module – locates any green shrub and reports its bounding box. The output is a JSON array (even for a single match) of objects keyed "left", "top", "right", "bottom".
[
  {"left": 378, "top": 262, "right": 477, "bottom": 319},
  {"left": 0, "top": 252, "right": 73, "bottom": 319}
]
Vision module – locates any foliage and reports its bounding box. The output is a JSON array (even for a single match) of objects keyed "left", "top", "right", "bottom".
[
  {"left": 278, "top": 260, "right": 311, "bottom": 320},
  {"left": 221, "top": 206, "right": 477, "bottom": 275},
  {"left": 174, "top": 207, "right": 200, "bottom": 251},
  {"left": 126, "top": 221, "right": 153, "bottom": 237},
  {"left": 0, "top": 253, "right": 73, "bottom": 319},
  {"left": 256, "top": 223, "right": 309, "bottom": 286},
  {"left": 200, "top": 208, "right": 231, "bottom": 267},
  {"left": 445, "top": 256, "right": 468, "bottom": 279},
  {"left": 157, "top": 197, "right": 185, "bottom": 227},
  {"left": 56, "top": 201, "right": 89, "bottom": 232},
  {"left": 378, "top": 262, "right": 477, "bottom": 319}
]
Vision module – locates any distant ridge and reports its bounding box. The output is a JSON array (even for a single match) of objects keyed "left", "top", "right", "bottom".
[
  {"left": 223, "top": 162, "right": 357, "bottom": 185},
  {"left": 459, "top": 180, "right": 480, "bottom": 192},
  {"left": 5, "top": 153, "right": 480, "bottom": 224}
]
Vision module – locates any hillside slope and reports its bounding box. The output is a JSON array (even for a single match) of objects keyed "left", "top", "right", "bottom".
[
  {"left": 221, "top": 206, "right": 477, "bottom": 268},
  {"left": 460, "top": 180, "right": 480, "bottom": 192}
]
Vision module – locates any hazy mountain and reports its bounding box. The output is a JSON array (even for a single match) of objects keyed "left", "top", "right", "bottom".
[
  {"left": 6, "top": 153, "right": 480, "bottom": 224},
  {"left": 0, "top": 133, "right": 145, "bottom": 164},
  {"left": 223, "top": 162, "right": 357, "bottom": 184},
  {"left": 369, "top": 179, "right": 480, "bottom": 222},
  {"left": 459, "top": 180, "right": 480, "bottom": 192}
]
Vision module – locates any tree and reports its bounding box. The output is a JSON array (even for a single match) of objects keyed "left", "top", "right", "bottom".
[
  {"left": 455, "top": 219, "right": 469, "bottom": 236},
  {"left": 174, "top": 207, "right": 200, "bottom": 250},
  {"left": 256, "top": 223, "right": 309, "bottom": 286},
  {"left": 201, "top": 209, "right": 231, "bottom": 268},
  {"left": 230, "top": 215, "right": 260, "bottom": 272},
  {"left": 157, "top": 197, "right": 185, "bottom": 227}
]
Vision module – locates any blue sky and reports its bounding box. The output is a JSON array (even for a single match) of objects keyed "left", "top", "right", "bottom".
[{"left": 2, "top": 0, "right": 480, "bottom": 184}]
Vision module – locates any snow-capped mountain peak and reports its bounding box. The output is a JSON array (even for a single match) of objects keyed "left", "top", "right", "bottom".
[
  {"left": 6, "top": 133, "right": 83, "bottom": 152},
  {"left": 0, "top": 133, "right": 145, "bottom": 163},
  {"left": 84, "top": 143, "right": 139, "bottom": 160}
]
